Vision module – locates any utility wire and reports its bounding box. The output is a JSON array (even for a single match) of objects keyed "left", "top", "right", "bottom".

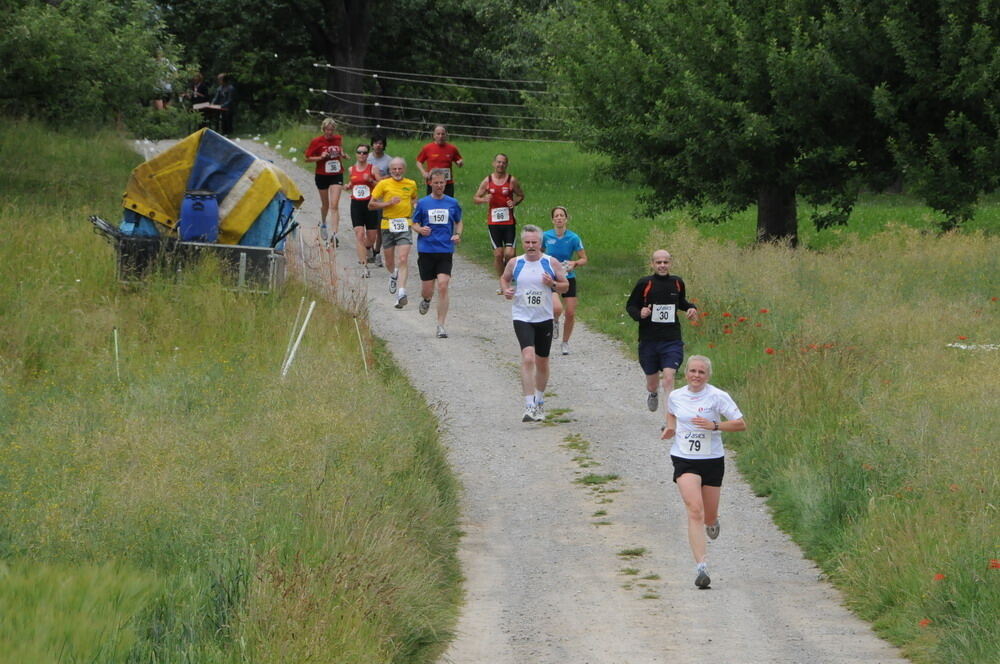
[
  {"left": 310, "top": 109, "right": 562, "bottom": 134},
  {"left": 315, "top": 63, "right": 547, "bottom": 85},
  {"left": 305, "top": 110, "right": 573, "bottom": 144},
  {"left": 310, "top": 87, "right": 529, "bottom": 108},
  {"left": 315, "top": 63, "right": 559, "bottom": 94},
  {"left": 316, "top": 89, "right": 555, "bottom": 123}
]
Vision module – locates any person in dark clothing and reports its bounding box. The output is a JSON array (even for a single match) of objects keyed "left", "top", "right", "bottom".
[
  {"left": 210, "top": 73, "right": 236, "bottom": 134},
  {"left": 625, "top": 249, "right": 699, "bottom": 423}
]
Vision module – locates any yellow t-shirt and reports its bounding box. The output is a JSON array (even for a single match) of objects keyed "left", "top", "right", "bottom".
[{"left": 371, "top": 177, "right": 417, "bottom": 229}]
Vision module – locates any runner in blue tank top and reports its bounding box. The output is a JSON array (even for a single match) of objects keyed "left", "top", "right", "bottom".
[
  {"left": 500, "top": 224, "right": 569, "bottom": 422},
  {"left": 542, "top": 206, "right": 588, "bottom": 355}
]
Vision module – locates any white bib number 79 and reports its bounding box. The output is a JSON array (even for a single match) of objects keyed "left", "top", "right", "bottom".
[{"left": 682, "top": 430, "right": 711, "bottom": 457}]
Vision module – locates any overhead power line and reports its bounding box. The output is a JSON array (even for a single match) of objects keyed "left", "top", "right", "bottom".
[
  {"left": 305, "top": 110, "right": 573, "bottom": 144},
  {"left": 314, "top": 63, "right": 559, "bottom": 94},
  {"left": 315, "top": 89, "right": 556, "bottom": 123},
  {"left": 308, "top": 109, "right": 562, "bottom": 134},
  {"left": 310, "top": 87, "right": 531, "bottom": 109},
  {"left": 315, "top": 63, "right": 548, "bottom": 86}
]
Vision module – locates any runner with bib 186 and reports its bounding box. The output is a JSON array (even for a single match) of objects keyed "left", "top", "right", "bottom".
[{"left": 500, "top": 224, "right": 569, "bottom": 422}]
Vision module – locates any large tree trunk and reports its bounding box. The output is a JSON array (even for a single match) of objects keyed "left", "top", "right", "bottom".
[{"left": 756, "top": 185, "right": 798, "bottom": 246}]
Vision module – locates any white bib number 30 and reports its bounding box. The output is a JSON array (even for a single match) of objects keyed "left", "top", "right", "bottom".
[
  {"left": 681, "top": 430, "right": 711, "bottom": 457},
  {"left": 388, "top": 217, "right": 409, "bottom": 233},
  {"left": 652, "top": 304, "right": 676, "bottom": 323},
  {"left": 524, "top": 289, "right": 544, "bottom": 307},
  {"left": 491, "top": 207, "right": 511, "bottom": 223}
]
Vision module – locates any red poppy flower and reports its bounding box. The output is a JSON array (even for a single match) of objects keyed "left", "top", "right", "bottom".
[
  {"left": 723, "top": 329, "right": 733, "bottom": 334},
  {"left": 933, "top": 573, "right": 946, "bottom": 581},
  {"left": 989, "top": 559, "right": 1000, "bottom": 569},
  {"left": 992, "top": 296, "right": 998, "bottom": 301},
  {"left": 759, "top": 308, "right": 769, "bottom": 313},
  {"left": 765, "top": 347, "right": 775, "bottom": 355},
  {"left": 722, "top": 312, "right": 732, "bottom": 317},
  {"left": 690, "top": 321, "right": 700, "bottom": 326},
  {"left": 918, "top": 619, "right": 932, "bottom": 628},
  {"left": 708, "top": 343, "right": 716, "bottom": 349},
  {"left": 738, "top": 316, "right": 747, "bottom": 322},
  {"left": 754, "top": 323, "right": 763, "bottom": 327},
  {"left": 957, "top": 336, "right": 968, "bottom": 340}
]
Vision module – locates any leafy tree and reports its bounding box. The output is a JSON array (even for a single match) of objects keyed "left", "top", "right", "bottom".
[
  {"left": 0, "top": 0, "right": 179, "bottom": 125},
  {"left": 537, "top": 0, "right": 1000, "bottom": 241}
]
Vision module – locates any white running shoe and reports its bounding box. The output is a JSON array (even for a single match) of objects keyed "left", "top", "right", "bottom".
[
  {"left": 706, "top": 519, "right": 720, "bottom": 540},
  {"left": 319, "top": 223, "right": 329, "bottom": 242},
  {"left": 419, "top": 299, "right": 430, "bottom": 315},
  {"left": 389, "top": 272, "right": 398, "bottom": 294},
  {"left": 531, "top": 403, "right": 545, "bottom": 422},
  {"left": 647, "top": 391, "right": 659, "bottom": 412},
  {"left": 395, "top": 292, "right": 407, "bottom": 309},
  {"left": 436, "top": 325, "right": 448, "bottom": 338},
  {"left": 522, "top": 406, "right": 536, "bottom": 423},
  {"left": 561, "top": 341, "right": 570, "bottom": 355},
  {"left": 374, "top": 253, "right": 383, "bottom": 267},
  {"left": 695, "top": 563, "right": 711, "bottom": 589},
  {"left": 552, "top": 316, "right": 560, "bottom": 340}
]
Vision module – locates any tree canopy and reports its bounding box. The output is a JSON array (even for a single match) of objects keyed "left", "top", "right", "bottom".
[{"left": 536, "top": 0, "right": 1000, "bottom": 241}]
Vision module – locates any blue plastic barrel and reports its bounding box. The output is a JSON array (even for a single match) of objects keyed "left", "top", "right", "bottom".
[{"left": 179, "top": 190, "right": 219, "bottom": 242}]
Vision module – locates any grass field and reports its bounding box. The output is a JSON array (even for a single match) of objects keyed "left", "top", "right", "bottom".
[
  {"left": 273, "top": 123, "right": 999, "bottom": 662},
  {"left": 0, "top": 119, "right": 460, "bottom": 663}
]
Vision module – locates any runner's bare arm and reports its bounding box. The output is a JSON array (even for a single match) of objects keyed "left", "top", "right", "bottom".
[{"left": 472, "top": 178, "right": 490, "bottom": 204}]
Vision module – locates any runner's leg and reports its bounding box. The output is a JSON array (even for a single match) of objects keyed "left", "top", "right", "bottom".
[{"left": 677, "top": 473, "right": 708, "bottom": 563}]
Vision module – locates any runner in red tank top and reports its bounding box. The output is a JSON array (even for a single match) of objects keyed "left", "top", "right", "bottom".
[
  {"left": 348, "top": 145, "right": 381, "bottom": 273},
  {"left": 473, "top": 153, "right": 526, "bottom": 286}
]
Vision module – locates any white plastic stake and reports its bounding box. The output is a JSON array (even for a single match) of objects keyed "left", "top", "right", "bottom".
[
  {"left": 113, "top": 327, "right": 121, "bottom": 381},
  {"left": 354, "top": 317, "right": 369, "bottom": 376},
  {"left": 281, "top": 300, "right": 316, "bottom": 377},
  {"left": 283, "top": 297, "right": 306, "bottom": 368}
]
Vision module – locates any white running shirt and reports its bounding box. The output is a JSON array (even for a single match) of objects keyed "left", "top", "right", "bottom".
[
  {"left": 510, "top": 254, "right": 557, "bottom": 323},
  {"left": 667, "top": 384, "right": 743, "bottom": 459}
]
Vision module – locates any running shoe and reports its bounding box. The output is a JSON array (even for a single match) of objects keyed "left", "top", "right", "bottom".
[
  {"left": 531, "top": 403, "right": 545, "bottom": 422},
  {"left": 522, "top": 406, "right": 536, "bottom": 423},
  {"left": 333, "top": 233, "right": 339, "bottom": 248},
  {"left": 436, "top": 325, "right": 448, "bottom": 339},
  {"left": 395, "top": 292, "right": 408, "bottom": 309},
  {"left": 319, "top": 223, "right": 329, "bottom": 242},
  {"left": 695, "top": 563, "right": 711, "bottom": 589},
  {"left": 552, "top": 316, "right": 560, "bottom": 340},
  {"left": 389, "top": 272, "right": 398, "bottom": 294},
  {"left": 374, "top": 253, "right": 383, "bottom": 267},
  {"left": 496, "top": 288, "right": 503, "bottom": 295},
  {"left": 366, "top": 247, "right": 375, "bottom": 263},
  {"left": 561, "top": 341, "right": 570, "bottom": 356},
  {"left": 706, "top": 520, "right": 720, "bottom": 540},
  {"left": 647, "top": 391, "right": 659, "bottom": 412},
  {"left": 419, "top": 298, "right": 431, "bottom": 315}
]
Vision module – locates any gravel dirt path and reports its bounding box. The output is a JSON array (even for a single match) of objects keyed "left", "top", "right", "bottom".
[{"left": 145, "top": 138, "right": 907, "bottom": 663}]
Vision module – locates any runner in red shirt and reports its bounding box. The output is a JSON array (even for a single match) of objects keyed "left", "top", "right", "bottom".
[
  {"left": 416, "top": 125, "right": 463, "bottom": 196},
  {"left": 304, "top": 117, "right": 345, "bottom": 246},
  {"left": 348, "top": 143, "right": 382, "bottom": 274},
  {"left": 473, "top": 153, "right": 525, "bottom": 286}
]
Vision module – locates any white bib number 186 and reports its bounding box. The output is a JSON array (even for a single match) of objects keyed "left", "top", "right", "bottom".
[{"left": 524, "top": 289, "right": 544, "bottom": 307}]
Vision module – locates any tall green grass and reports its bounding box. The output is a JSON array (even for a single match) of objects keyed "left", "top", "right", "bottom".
[{"left": 0, "top": 118, "right": 460, "bottom": 663}]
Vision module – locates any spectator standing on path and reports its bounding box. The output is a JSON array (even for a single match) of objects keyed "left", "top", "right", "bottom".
[
  {"left": 369, "top": 157, "right": 418, "bottom": 309},
  {"left": 542, "top": 206, "right": 587, "bottom": 355},
  {"left": 416, "top": 125, "right": 463, "bottom": 196},
  {"left": 210, "top": 73, "right": 237, "bottom": 135},
  {"left": 625, "top": 250, "right": 699, "bottom": 426},
  {"left": 500, "top": 225, "right": 569, "bottom": 422},
  {"left": 368, "top": 134, "right": 392, "bottom": 267},
  {"left": 348, "top": 143, "right": 382, "bottom": 274},
  {"left": 412, "top": 170, "right": 464, "bottom": 338},
  {"left": 661, "top": 355, "right": 746, "bottom": 589},
  {"left": 304, "top": 117, "right": 345, "bottom": 247},
  {"left": 473, "top": 153, "right": 525, "bottom": 290}
]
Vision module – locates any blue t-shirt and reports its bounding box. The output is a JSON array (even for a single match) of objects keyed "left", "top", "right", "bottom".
[
  {"left": 542, "top": 229, "right": 584, "bottom": 278},
  {"left": 413, "top": 195, "right": 463, "bottom": 253}
]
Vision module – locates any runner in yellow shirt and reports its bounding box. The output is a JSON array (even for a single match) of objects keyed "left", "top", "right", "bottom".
[{"left": 369, "top": 157, "right": 418, "bottom": 308}]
